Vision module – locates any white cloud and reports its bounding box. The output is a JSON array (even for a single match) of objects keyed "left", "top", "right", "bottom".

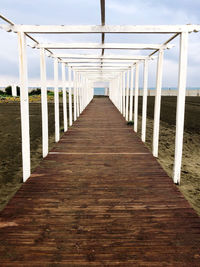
[
  {"left": 0, "top": 0, "right": 200, "bottom": 86},
  {"left": 107, "top": 1, "right": 138, "bottom": 15}
]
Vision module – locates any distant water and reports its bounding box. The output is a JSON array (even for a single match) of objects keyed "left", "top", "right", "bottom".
[{"left": 94, "top": 87, "right": 105, "bottom": 95}]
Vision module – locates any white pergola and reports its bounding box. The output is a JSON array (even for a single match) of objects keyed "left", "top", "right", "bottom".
[{"left": 0, "top": 0, "right": 200, "bottom": 185}]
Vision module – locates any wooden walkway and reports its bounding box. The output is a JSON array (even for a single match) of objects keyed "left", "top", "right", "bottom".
[{"left": 0, "top": 97, "right": 200, "bottom": 266}]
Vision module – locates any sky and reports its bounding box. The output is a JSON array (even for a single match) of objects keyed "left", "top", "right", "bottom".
[{"left": 0, "top": 0, "right": 200, "bottom": 87}]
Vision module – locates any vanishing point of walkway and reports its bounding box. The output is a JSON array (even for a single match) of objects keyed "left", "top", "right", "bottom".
[{"left": 0, "top": 97, "right": 200, "bottom": 266}]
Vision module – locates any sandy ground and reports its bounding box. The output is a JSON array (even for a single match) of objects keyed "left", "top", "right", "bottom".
[
  {"left": 0, "top": 100, "right": 65, "bottom": 210},
  {"left": 136, "top": 115, "right": 200, "bottom": 215},
  {"left": 135, "top": 96, "right": 200, "bottom": 215}
]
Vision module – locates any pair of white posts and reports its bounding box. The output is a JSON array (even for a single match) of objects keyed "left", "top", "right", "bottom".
[
  {"left": 18, "top": 31, "right": 92, "bottom": 182},
  {"left": 110, "top": 31, "right": 188, "bottom": 185}
]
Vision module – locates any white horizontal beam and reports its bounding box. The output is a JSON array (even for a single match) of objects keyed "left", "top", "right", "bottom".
[
  {"left": 68, "top": 63, "right": 134, "bottom": 67},
  {"left": 6, "top": 24, "right": 200, "bottom": 34},
  {"left": 83, "top": 72, "right": 120, "bottom": 75},
  {"left": 55, "top": 54, "right": 151, "bottom": 60},
  {"left": 73, "top": 67, "right": 129, "bottom": 71},
  {"left": 76, "top": 70, "right": 124, "bottom": 73},
  {"left": 37, "top": 42, "right": 171, "bottom": 50},
  {"left": 63, "top": 59, "right": 138, "bottom": 63}
]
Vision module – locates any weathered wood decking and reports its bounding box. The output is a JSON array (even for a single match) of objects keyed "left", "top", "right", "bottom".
[{"left": 0, "top": 97, "right": 200, "bottom": 266}]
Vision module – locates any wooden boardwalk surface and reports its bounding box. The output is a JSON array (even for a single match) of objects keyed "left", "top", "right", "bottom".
[{"left": 0, "top": 97, "right": 200, "bottom": 266}]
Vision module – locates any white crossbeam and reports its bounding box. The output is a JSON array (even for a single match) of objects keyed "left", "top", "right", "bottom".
[
  {"left": 55, "top": 54, "right": 151, "bottom": 60},
  {"left": 6, "top": 24, "right": 200, "bottom": 34},
  {"left": 68, "top": 63, "right": 134, "bottom": 67},
  {"left": 73, "top": 68, "right": 129, "bottom": 71},
  {"left": 63, "top": 59, "right": 138, "bottom": 63},
  {"left": 37, "top": 43, "right": 172, "bottom": 50}
]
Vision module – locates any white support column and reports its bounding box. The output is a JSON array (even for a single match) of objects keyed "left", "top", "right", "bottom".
[
  {"left": 173, "top": 31, "right": 188, "bottom": 184},
  {"left": 76, "top": 72, "right": 80, "bottom": 117},
  {"left": 117, "top": 77, "right": 121, "bottom": 111},
  {"left": 84, "top": 77, "right": 86, "bottom": 109},
  {"left": 73, "top": 71, "right": 77, "bottom": 121},
  {"left": 68, "top": 66, "right": 73, "bottom": 126},
  {"left": 62, "top": 62, "right": 68, "bottom": 132},
  {"left": 17, "top": 31, "right": 30, "bottom": 182},
  {"left": 134, "top": 62, "right": 139, "bottom": 132},
  {"left": 79, "top": 75, "right": 83, "bottom": 113},
  {"left": 54, "top": 57, "right": 60, "bottom": 142},
  {"left": 120, "top": 73, "right": 123, "bottom": 113},
  {"left": 122, "top": 72, "right": 126, "bottom": 117},
  {"left": 12, "top": 84, "right": 17, "bottom": 97},
  {"left": 125, "top": 70, "right": 130, "bottom": 121},
  {"left": 152, "top": 49, "right": 164, "bottom": 157},
  {"left": 141, "top": 59, "right": 148, "bottom": 142},
  {"left": 40, "top": 48, "right": 48, "bottom": 158},
  {"left": 129, "top": 66, "right": 134, "bottom": 121}
]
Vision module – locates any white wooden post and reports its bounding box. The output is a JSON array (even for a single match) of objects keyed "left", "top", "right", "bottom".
[
  {"left": 122, "top": 72, "right": 125, "bottom": 117},
  {"left": 73, "top": 71, "right": 77, "bottom": 121},
  {"left": 152, "top": 49, "right": 164, "bottom": 157},
  {"left": 134, "top": 62, "right": 139, "bottom": 132},
  {"left": 62, "top": 62, "right": 68, "bottom": 132},
  {"left": 120, "top": 73, "right": 123, "bottom": 113},
  {"left": 125, "top": 70, "right": 130, "bottom": 121},
  {"left": 141, "top": 59, "right": 148, "bottom": 142},
  {"left": 79, "top": 75, "right": 83, "bottom": 113},
  {"left": 68, "top": 66, "right": 73, "bottom": 126},
  {"left": 173, "top": 31, "right": 188, "bottom": 184},
  {"left": 40, "top": 48, "right": 48, "bottom": 157},
  {"left": 12, "top": 84, "right": 17, "bottom": 97},
  {"left": 76, "top": 72, "right": 80, "bottom": 117},
  {"left": 84, "top": 77, "right": 86, "bottom": 109},
  {"left": 17, "top": 31, "right": 31, "bottom": 182},
  {"left": 118, "top": 77, "right": 121, "bottom": 111},
  {"left": 129, "top": 66, "right": 134, "bottom": 121},
  {"left": 54, "top": 57, "right": 60, "bottom": 142}
]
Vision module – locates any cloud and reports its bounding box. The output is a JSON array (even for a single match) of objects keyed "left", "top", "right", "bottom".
[
  {"left": 107, "top": 1, "right": 138, "bottom": 15},
  {"left": 0, "top": 0, "right": 200, "bottom": 86}
]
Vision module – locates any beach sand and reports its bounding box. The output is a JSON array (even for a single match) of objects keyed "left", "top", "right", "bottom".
[
  {"left": 136, "top": 115, "right": 200, "bottom": 215},
  {"left": 0, "top": 101, "right": 64, "bottom": 210}
]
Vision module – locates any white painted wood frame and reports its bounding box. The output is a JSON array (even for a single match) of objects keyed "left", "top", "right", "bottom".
[
  {"left": 152, "top": 49, "right": 164, "bottom": 157},
  {"left": 73, "top": 71, "right": 77, "bottom": 121},
  {"left": 120, "top": 73, "right": 123, "bottom": 113},
  {"left": 173, "top": 31, "right": 188, "bottom": 184},
  {"left": 122, "top": 72, "right": 126, "bottom": 117},
  {"left": 129, "top": 66, "right": 134, "bottom": 121},
  {"left": 68, "top": 66, "right": 73, "bottom": 126},
  {"left": 11, "top": 24, "right": 199, "bottom": 34},
  {"left": 40, "top": 48, "right": 48, "bottom": 157},
  {"left": 76, "top": 72, "right": 80, "bottom": 117},
  {"left": 54, "top": 57, "right": 60, "bottom": 142},
  {"left": 125, "top": 70, "right": 130, "bottom": 121},
  {"left": 37, "top": 42, "right": 171, "bottom": 50},
  {"left": 17, "top": 31, "right": 31, "bottom": 182},
  {"left": 141, "top": 59, "right": 149, "bottom": 142},
  {"left": 134, "top": 62, "right": 139, "bottom": 132},
  {"left": 62, "top": 62, "right": 68, "bottom": 132}
]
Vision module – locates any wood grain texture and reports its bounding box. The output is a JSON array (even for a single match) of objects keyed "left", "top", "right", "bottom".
[{"left": 0, "top": 97, "right": 200, "bottom": 266}]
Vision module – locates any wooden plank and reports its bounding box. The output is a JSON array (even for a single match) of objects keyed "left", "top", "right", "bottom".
[{"left": 0, "top": 98, "right": 200, "bottom": 265}]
